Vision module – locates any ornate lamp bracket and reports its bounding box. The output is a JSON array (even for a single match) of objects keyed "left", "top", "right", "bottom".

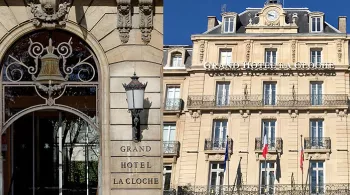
[
  {"left": 139, "top": 0, "right": 154, "bottom": 44},
  {"left": 116, "top": 0, "right": 132, "bottom": 44},
  {"left": 29, "top": 0, "right": 71, "bottom": 28}
]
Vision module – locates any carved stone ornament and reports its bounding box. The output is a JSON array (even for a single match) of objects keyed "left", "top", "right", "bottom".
[
  {"left": 336, "top": 109, "right": 348, "bottom": 117},
  {"left": 199, "top": 40, "right": 205, "bottom": 63},
  {"left": 291, "top": 40, "right": 296, "bottom": 63},
  {"left": 245, "top": 41, "right": 252, "bottom": 62},
  {"left": 139, "top": 0, "right": 154, "bottom": 44},
  {"left": 337, "top": 39, "right": 343, "bottom": 62},
  {"left": 288, "top": 109, "right": 299, "bottom": 119},
  {"left": 116, "top": 0, "right": 132, "bottom": 44},
  {"left": 29, "top": 0, "right": 71, "bottom": 28},
  {"left": 189, "top": 110, "right": 201, "bottom": 120},
  {"left": 240, "top": 110, "right": 250, "bottom": 119}
]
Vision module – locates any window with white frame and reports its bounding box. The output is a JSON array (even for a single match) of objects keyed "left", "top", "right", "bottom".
[
  {"left": 263, "top": 82, "right": 277, "bottom": 105},
  {"left": 171, "top": 52, "right": 182, "bottom": 67},
  {"left": 163, "top": 123, "right": 176, "bottom": 142},
  {"left": 265, "top": 49, "right": 277, "bottom": 65},
  {"left": 165, "top": 85, "right": 181, "bottom": 110},
  {"left": 212, "top": 119, "right": 228, "bottom": 150},
  {"left": 262, "top": 120, "right": 276, "bottom": 149},
  {"left": 209, "top": 162, "right": 225, "bottom": 186},
  {"left": 310, "top": 81, "right": 323, "bottom": 105},
  {"left": 163, "top": 165, "right": 172, "bottom": 190},
  {"left": 310, "top": 119, "right": 324, "bottom": 148},
  {"left": 223, "top": 16, "right": 235, "bottom": 33},
  {"left": 219, "top": 49, "right": 232, "bottom": 65},
  {"left": 310, "top": 49, "right": 322, "bottom": 65},
  {"left": 216, "top": 82, "right": 230, "bottom": 106},
  {"left": 311, "top": 17, "right": 322, "bottom": 32},
  {"left": 310, "top": 161, "right": 325, "bottom": 194},
  {"left": 260, "top": 161, "right": 276, "bottom": 194}
]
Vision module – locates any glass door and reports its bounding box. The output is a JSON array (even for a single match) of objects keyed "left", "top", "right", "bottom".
[
  {"left": 310, "top": 120, "right": 323, "bottom": 148},
  {"left": 310, "top": 82, "right": 323, "bottom": 105},
  {"left": 10, "top": 111, "right": 99, "bottom": 195},
  {"left": 262, "top": 120, "right": 276, "bottom": 150},
  {"left": 216, "top": 82, "right": 230, "bottom": 106},
  {"left": 165, "top": 86, "right": 180, "bottom": 110},
  {"left": 212, "top": 120, "right": 227, "bottom": 150}
]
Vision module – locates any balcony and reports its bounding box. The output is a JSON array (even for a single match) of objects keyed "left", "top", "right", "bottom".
[
  {"left": 177, "top": 184, "right": 350, "bottom": 195},
  {"left": 163, "top": 141, "right": 180, "bottom": 157},
  {"left": 304, "top": 137, "right": 331, "bottom": 159},
  {"left": 255, "top": 137, "right": 283, "bottom": 153},
  {"left": 187, "top": 94, "right": 348, "bottom": 110},
  {"left": 204, "top": 138, "right": 233, "bottom": 151},
  {"left": 164, "top": 98, "right": 183, "bottom": 112}
]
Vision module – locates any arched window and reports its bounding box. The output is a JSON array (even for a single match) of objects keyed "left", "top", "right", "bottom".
[{"left": 1, "top": 30, "right": 100, "bottom": 195}]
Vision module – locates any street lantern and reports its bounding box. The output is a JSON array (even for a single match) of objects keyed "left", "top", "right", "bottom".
[{"left": 122, "top": 73, "right": 147, "bottom": 142}]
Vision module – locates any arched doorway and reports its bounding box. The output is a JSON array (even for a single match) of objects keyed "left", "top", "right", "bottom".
[{"left": 1, "top": 30, "right": 100, "bottom": 195}]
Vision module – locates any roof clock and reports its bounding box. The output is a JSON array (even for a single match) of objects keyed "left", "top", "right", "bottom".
[{"left": 266, "top": 10, "right": 280, "bottom": 22}]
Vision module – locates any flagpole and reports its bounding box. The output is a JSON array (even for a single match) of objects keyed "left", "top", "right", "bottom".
[
  {"left": 301, "top": 135, "right": 303, "bottom": 193},
  {"left": 227, "top": 135, "right": 230, "bottom": 189}
]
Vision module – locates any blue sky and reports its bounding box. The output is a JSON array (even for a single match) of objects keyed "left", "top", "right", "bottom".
[{"left": 164, "top": 0, "right": 350, "bottom": 45}]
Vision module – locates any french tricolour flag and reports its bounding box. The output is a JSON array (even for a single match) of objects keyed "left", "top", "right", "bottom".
[{"left": 262, "top": 133, "right": 268, "bottom": 158}]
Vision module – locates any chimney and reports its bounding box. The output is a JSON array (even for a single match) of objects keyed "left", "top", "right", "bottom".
[
  {"left": 338, "top": 16, "right": 347, "bottom": 33},
  {"left": 207, "top": 16, "right": 219, "bottom": 31}
]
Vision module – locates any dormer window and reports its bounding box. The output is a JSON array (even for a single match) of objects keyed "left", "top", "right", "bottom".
[
  {"left": 221, "top": 13, "right": 237, "bottom": 33},
  {"left": 309, "top": 12, "right": 324, "bottom": 33},
  {"left": 311, "top": 17, "right": 321, "bottom": 32},
  {"left": 223, "top": 16, "right": 235, "bottom": 33},
  {"left": 171, "top": 52, "right": 182, "bottom": 67}
]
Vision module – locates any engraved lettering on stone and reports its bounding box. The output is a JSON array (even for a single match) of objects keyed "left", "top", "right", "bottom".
[
  {"left": 116, "top": 0, "right": 132, "bottom": 44},
  {"left": 29, "top": 0, "right": 71, "bottom": 28},
  {"left": 337, "top": 39, "right": 342, "bottom": 62},
  {"left": 199, "top": 40, "right": 205, "bottom": 63},
  {"left": 121, "top": 162, "right": 152, "bottom": 169},
  {"left": 291, "top": 40, "right": 296, "bottom": 63},
  {"left": 139, "top": 0, "right": 154, "bottom": 44},
  {"left": 120, "top": 145, "right": 152, "bottom": 152}
]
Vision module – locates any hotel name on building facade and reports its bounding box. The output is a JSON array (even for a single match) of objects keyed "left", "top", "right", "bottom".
[{"left": 163, "top": 0, "right": 350, "bottom": 193}]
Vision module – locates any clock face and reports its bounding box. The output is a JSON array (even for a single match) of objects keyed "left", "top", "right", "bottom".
[{"left": 267, "top": 10, "right": 279, "bottom": 21}]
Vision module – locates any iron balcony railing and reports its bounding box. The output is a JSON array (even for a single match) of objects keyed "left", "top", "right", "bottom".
[
  {"left": 304, "top": 137, "right": 331, "bottom": 150},
  {"left": 163, "top": 188, "right": 176, "bottom": 195},
  {"left": 177, "top": 184, "right": 350, "bottom": 195},
  {"left": 187, "top": 94, "right": 348, "bottom": 109},
  {"left": 255, "top": 137, "right": 283, "bottom": 151},
  {"left": 204, "top": 138, "right": 233, "bottom": 151},
  {"left": 164, "top": 98, "right": 183, "bottom": 111},
  {"left": 163, "top": 141, "right": 180, "bottom": 155}
]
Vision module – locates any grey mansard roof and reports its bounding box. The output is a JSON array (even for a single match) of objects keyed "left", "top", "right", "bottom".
[{"left": 204, "top": 8, "right": 341, "bottom": 35}]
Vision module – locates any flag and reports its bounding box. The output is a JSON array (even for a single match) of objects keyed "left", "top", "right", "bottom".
[
  {"left": 262, "top": 133, "right": 268, "bottom": 158},
  {"left": 223, "top": 138, "right": 229, "bottom": 172},
  {"left": 300, "top": 143, "right": 304, "bottom": 173},
  {"left": 236, "top": 159, "right": 242, "bottom": 187}
]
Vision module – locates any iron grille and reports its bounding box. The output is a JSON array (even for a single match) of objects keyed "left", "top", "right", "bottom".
[
  {"left": 304, "top": 137, "right": 331, "bottom": 150},
  {"left": 163, "top": 141, "right": 180, "bottom": 155},
  {"left": 187, "top": 94, "right": 348, "bottom": 109},
  {"left": 204, "top": 138, "right": 233, "bottom": 151},
  {"left": 164, "top": 98, "right": 183, "bottom": 111},
  {"left": 255, "top": 137, "right": 283, "bottom": 151},
  {"left": 177, "top": 184, "right": 350, "bottom": 195}
]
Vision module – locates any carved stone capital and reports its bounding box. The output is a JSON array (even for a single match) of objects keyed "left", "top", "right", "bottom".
[
  {"left": 29, "top": 0, "right": 71, "bottom": 28},
  {"left": 139, "top": 0, "right": 154, "bottom": 44},
  {"left": 336, "top": 109, "right": 348, "bottom": 118},
  {"left": 240, "top": 110, "right": 250, "bottom": 119},
  {"left": 116, "top": 0, "right": 132, "bottom": 44}
]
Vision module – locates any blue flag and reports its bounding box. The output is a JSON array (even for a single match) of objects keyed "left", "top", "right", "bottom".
[{"left": 223, "top": 138, "right": 229, "bottom": 172}]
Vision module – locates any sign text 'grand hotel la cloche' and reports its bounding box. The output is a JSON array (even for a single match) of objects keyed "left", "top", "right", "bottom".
[
  {"left": 110, "top": 141, "right": 162, "bottom": 189},
  {"left": 204, "top": 62, "right": 336, "bottom": 70}
]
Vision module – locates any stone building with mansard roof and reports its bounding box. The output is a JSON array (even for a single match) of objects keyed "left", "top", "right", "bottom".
[{"left": 162, "top": 0, "right": 350, "bottom": 193}]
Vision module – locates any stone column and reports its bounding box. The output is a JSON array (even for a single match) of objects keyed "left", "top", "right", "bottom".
[{"left": 109, "top": 0, "right": 163, "bottom": 194}]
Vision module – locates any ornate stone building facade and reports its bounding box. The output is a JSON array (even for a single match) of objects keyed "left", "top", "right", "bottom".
[
  {"left": 0, "top": 0, "right": 163, "bottom": 195},
  {"left": 163, "top": 0, "right": 350, "bottom": 194}
]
